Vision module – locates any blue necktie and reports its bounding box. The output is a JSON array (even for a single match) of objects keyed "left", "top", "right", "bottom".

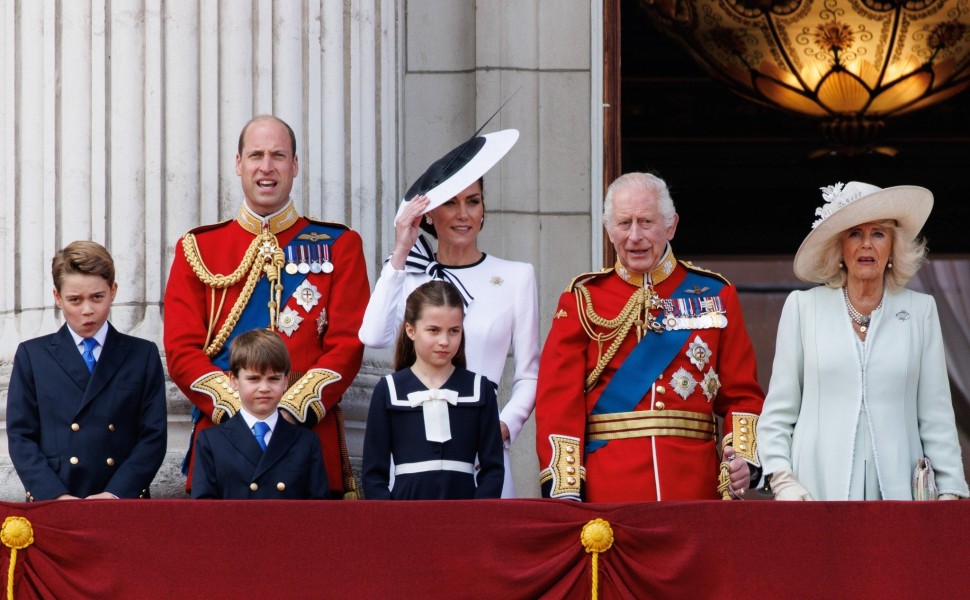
[
  {"left": 253, "top": 421, "right": 270, "bottom": 451},
  {"left": 81, "top": 338, "right": 98, "bottom": 374}
]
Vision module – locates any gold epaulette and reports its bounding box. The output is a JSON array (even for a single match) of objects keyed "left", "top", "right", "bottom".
[
  {"left": 304, "top": 217, "right": 350, "bottom": 231},
  {"left": 565, "top": 267, "right": 614, "bottom": 292},
  {"left": 278, "top": 368, "right": 342, "bottom": 424},
  {"left": 679, "top": 260, "right": 731, "bottom": 286},
  {"left": 191, "top": 372, "right": 242, "bottom": 425},
  {"left": 182, "top": 219, "right": 234, "bottom": 238}
]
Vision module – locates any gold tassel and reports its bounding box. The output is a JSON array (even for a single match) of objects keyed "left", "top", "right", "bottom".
[
  {"left": 581, "top": 519, "right": 614, "bottom": 600},
  {"left": 718, "top": 458, "right": 733, "bottom": 500},
  {"left": 1, "top": 516, "right": 34, "bottom": 600}
]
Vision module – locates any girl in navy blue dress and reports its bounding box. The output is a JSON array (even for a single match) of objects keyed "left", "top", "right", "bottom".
[{"left": 362, "top": 280, "right": 504, "bottom": 499}]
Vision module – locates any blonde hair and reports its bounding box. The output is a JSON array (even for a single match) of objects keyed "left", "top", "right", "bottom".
[{"left": 816, "top": 220, "right": 927, "bottom": 292}]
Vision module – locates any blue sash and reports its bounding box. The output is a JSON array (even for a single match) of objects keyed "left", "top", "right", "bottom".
[
  {"left": 586, "top": 270, "right": 724, "bottom": 454},
  {"left": 210, "top": 222, "right": 345, "bottom": 368}
]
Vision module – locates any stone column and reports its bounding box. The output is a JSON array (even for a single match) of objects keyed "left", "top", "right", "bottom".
[
  {"left": 393, "top": 0, "right": 599, "bottom": 497},
  {"left": 0, "top": 0, "right": 401, "bottom": 500}
]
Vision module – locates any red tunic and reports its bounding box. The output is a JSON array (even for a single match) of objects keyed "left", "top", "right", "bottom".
[
  {"left": 535, "top": 253, "right": 763, "bottom": 502},
  {"left": 164, "top": 205, "right": 369, "bottom": 493}
]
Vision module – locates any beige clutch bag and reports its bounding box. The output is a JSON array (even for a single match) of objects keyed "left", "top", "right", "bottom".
[{"left": 912, "top": 457, "right": 938, "bottom": 501}]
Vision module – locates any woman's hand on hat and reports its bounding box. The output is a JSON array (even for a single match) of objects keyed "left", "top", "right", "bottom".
[{"left": 390, "top": 195, "right": 431, "bottom": 269}]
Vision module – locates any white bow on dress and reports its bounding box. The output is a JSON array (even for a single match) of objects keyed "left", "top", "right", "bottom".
[{"left": 407, "top": 388, "right": 459, "bottom": 443}]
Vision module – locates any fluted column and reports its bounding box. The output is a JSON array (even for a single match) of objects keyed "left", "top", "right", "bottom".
[{"left": 0, "top": 0, "right": 401, "bottom": 499}]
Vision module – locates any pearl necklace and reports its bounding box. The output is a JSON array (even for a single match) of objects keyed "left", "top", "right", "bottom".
[{"left": 843, "top": 286, "right": 883, "bottom": 333}]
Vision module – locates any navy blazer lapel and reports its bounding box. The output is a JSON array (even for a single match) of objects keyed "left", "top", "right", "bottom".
[
  {"left": 80, "top": 324, "right": 127, "bottom": 411},
  {"left": 222, "top": 414, "right": 265, "bottom": 467},
  {"left": 253, "top": 415, "right": 300, "bottom": 480},
  {"left": 48, "top": 324, "right": 91, "bottom": 394}
]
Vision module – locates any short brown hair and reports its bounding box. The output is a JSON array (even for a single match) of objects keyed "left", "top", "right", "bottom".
[
  {"left": 51, "top": 241, "right": 115, "bottom": 292},
  {"left": 229, "top": 329, "right": 291, "bottom": 376}
]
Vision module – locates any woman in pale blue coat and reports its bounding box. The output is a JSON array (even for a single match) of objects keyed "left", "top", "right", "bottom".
[{"left": 758, "top": 181, "right": 968, "bottom": 501}]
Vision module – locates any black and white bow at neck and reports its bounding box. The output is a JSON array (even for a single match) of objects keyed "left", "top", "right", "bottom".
[{"left": 401, "top": 234, "right": 475, "bottom": 306}]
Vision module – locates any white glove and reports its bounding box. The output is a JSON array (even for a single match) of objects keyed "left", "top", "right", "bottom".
[{"left": 769, "top": 469, "right": 813, "bottom": 501}]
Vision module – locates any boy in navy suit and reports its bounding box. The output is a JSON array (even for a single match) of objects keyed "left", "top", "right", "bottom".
[
  {"left": 191, "top": 329, "right": 329, "bottom": 499},
  {"left": 7, "top": 241, "right": 167, "bottom": 501}
]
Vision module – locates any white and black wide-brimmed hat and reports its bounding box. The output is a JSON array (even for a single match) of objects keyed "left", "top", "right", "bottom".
[
  {"left": 396, "top": 129, "right": 519, "bottom": 235},
  {"left": 793, "top": 181, "right": 933, "bottom": 283}
]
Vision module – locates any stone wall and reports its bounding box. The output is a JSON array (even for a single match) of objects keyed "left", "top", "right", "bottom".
[{"left": 0, "top": 1, "right": 601, "bottom": 500}]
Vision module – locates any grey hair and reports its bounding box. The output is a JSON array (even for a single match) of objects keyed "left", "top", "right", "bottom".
[
  {"left": 602, "top": 172, "right": 676, "bottom": 228},
  {"left": 816, "top": 220, "right": 927, "bottom": 292}
]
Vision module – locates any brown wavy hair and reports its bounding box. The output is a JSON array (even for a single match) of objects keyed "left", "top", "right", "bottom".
[
  {"left": 51, "top": 240, "right": 115, "bottom": 291},
  {"left": 393, "top": 280, "right": 467, "bottom": 371}
]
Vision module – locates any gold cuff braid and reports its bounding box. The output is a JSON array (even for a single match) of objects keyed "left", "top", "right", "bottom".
[
  {"left": 722, "top": 412, "right": 760, "bottom": 467},
  {"left": 539, "top": 435, "right": 585, "bottom": 498},
  {"left": 190, "top": 372, "right": 242, "bottom": 425},
  {"left": 278, "top": 369, "right": 342, "bottom": 423}
]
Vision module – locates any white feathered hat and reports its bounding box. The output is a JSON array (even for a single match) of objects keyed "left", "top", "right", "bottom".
[{"left": 793, "top": 181, "right": 933, "bottom": 283}]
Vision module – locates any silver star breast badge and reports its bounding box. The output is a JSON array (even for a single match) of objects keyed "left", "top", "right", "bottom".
[
  {"left": 701, "top": 368, "right": 721, "bottom": 402},
  {"left": 687, "top": 335, "right": 711, "bottom": 370},
  {"left": 669, "top": 367, "right": 698, "bottom": 400},
  {"left": 278, "top": 307, "right": 303, "bottom": 336},
  {"left": 293, "top": 280, "right": 322, "bottom": 312}
]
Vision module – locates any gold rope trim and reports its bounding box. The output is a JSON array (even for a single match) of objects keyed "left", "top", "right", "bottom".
[
  {"left": 575, "top": 284, "right": 665, "bottom": 392},
  {"left": 182, "top": 231, "right": 285, "bottom": 357},
  {"left": 182, "top": 232, "right": 261, "bottom": 289},
  {"left": 2, "top": 516, "right": 34, "bottom": 600},
  {"left": 581, "top": 519, "right": 614, "bottom": 600}
]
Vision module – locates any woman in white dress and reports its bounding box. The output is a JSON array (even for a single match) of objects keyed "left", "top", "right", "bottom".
[
  {"left": 359, "top": 130, "right": 539, "bottom": 497},
  {"left": 758, "top": 181, "right": 968, "bottom": 501}
]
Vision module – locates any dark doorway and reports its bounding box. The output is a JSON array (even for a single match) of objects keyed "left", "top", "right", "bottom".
[{"left": 616, "top": 0, "right": 970, "bottom": 257}]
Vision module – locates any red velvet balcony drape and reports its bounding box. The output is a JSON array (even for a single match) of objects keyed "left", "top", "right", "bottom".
[{"left": 0, "top": 499, "right": 966, "bottom": 599}]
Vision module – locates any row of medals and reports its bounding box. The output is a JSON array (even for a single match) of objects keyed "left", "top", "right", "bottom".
[
  {"left": 284, "top": 244, "right": 334, "bottom": 276},
  {"left": 659, "top": 297, "right": 727, "bottom": 331}
]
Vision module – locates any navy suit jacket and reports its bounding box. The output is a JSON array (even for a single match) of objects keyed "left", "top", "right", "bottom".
[
  {"left": 6, "top": 323, "right": 168, "bottom": 500},
  {"left": 191, "top": 410, "right": 329, "bottom": 499}
]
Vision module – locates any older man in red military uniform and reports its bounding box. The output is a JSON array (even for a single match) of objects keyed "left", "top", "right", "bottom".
[
  {"left": 536, "top": 172, "right": 763, "bottom": 502},
  {"left": 164, "top": 115, "right": 368, "bottom": 497}
]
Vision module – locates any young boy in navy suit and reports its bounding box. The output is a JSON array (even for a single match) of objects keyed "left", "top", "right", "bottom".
[
  {"left": 7, "top": 241, "right": 167, "bottom": 501},
  {"left": 191, "top": 329, "right": 329, "bottom": 499}
]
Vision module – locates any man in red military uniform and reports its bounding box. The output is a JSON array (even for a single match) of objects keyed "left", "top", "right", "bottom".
[
  {"left": 164, "top": 115, "right": 368, "bottom": 497},
  {"left": 536, "top": 172, "right": 763, "bottom": 502}
]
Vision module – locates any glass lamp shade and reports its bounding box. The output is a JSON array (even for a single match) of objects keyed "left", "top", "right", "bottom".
[{"left": 639, "top": 0, "right": 970, "bottom": 145}]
